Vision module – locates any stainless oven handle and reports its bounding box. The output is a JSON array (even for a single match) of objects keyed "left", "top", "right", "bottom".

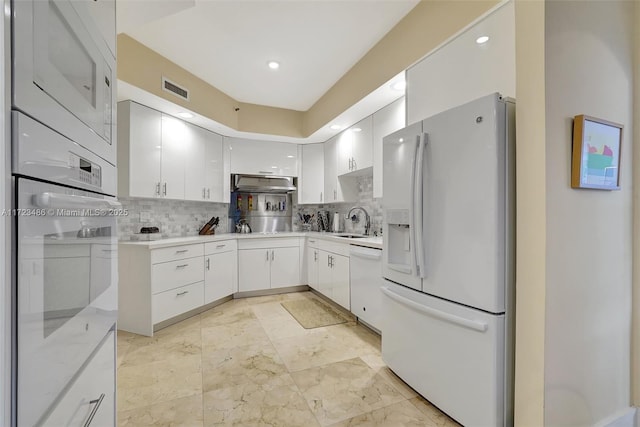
[
  {"left": 33, "top": 193, "right": 121, "bottom": 210},
  {"left": 83, "top": 393, "right": 105, "bottom": 427}
]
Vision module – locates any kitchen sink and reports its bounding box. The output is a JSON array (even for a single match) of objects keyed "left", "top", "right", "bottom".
[{"left": 334, "top": 234, "right": 367, "bottom": 239}]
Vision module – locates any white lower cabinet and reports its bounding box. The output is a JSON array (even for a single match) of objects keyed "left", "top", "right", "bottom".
[
  {"left": 152, "top": 282, "right": 205, "bottom": 324},
  {"left": 307, "top": 239, "right": 350, "bottom": 310},
  {"left": 307, "top": 239, "right": 320, "bottom": 289},
  {"left": 119, "top": 243, "right": 206, "bottom": 336},
  {"left": 238, "top": 238, "right": 301, "bottom": 292},
  {"left": 204, "top": 240, "right": 238, "bottom": 304},
  {"left": 41, "top": 331, "right": 115, "bottom": 427}
]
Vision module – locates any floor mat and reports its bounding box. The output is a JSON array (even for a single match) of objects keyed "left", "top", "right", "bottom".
[{"left": 281, "top": 297, "right": 349, "bottom": 329}]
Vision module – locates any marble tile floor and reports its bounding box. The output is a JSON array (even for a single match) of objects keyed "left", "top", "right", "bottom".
[{"left": 117, "top": 291, "right": 461, "bottom": 427}]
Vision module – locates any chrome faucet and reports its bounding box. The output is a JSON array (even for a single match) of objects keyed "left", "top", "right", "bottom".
[{"left": 347, "top": 206, "right": 371, "bottom": 236}]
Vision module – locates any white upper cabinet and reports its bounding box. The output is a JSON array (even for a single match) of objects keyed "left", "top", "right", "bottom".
[
  {"left": 118, "top": 101, "right": 226, "bottom": 202},
  {"left": 324, "top": 135, "right": 357, "bottom": 203},
  {"left": 204, "top": 132, "right": 225, "bottom": 202},
  {"left": 373, "top": 97, "right": 405, "bottom": 198},
  {"left": 184, "top": 123, "right": 224, "bottom": 202},
  {"left": 324, "top": 136, "right": 338, "bottom": 202},
  {"left": 350, "top": 115, "right": 373, "bottom": 173},
  {"left": 298, "top": 143, "right": 324, "bottom": 204},
  {"left": 117, "top": 101, "right": 162, "bottom": 198},
  {"left": 406, "top": 1, "right": 515, "bottom": 124},
  {"left": 228, "top": 137, "right": 297, "bottom": 176},
  {"left": 159, "top": 115, "right": 186, "bottom": 200},
  {"left": 336, "top": 116, "right": 373, "bottom": 176}
]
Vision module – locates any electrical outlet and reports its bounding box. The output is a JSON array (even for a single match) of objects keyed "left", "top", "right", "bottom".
[{"left": 139, "top": 211, "right": 151, "bottom": 222}]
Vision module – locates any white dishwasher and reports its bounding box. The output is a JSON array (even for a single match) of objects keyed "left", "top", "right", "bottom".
[{"left": 349, "top": 245, "right": 384, "bottom": 332}]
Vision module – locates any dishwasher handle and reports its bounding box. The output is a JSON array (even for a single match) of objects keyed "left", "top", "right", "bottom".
[{"left": 349, "top": 248, "right": 382, "bottom": 261}]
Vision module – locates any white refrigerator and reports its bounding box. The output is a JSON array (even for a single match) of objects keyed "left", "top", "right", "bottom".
[{"left": 381, "top": 93, "right": 515, "bottom": 426}]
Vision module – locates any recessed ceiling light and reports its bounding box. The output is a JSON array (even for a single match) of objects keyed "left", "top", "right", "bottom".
[
  {"left": 268, "top": 61, "right": 280, "bottom": 70},
  {"left": 352, "top": 128, "right": 362, "bottom": 132},
  {"left": 330, "top": 124, "right": 342, "bottom": 130},
  {"left": 476, "top": 36, "right": 489, "bottom": 44},
  {"left": 391, "top": 81, "right": 406, "bottom": 91},
  {"left": 271, "top": 166, "right": 278, "bottom": 169},
  {"left": 398, "top": 138, "right": 404, "bottom": 143},
  {"left": 287, "top": 155, "right": 295, "bottom": 158},
  {"left": 177, "top": 112, "right": 194, "bottom": 119}
]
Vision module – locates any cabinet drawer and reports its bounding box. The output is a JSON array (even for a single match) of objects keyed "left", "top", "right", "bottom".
[
  {"left": 151, "top": 244, "right": 204, "bottom": 264},
  {"left": 153, "top": 281, "right": 204, "bottom": 324},
  {"left": 318, "top": 240, "right": 350, "bottom": 257},
  {"left": 152, "top": 256, "right": 204, "bottom": 294},
  {"left": 306, "top": 237, "right": 320, "bottom": 249},
  {"left": 204, "top": 239, "right": 237, "bottom": 255},
  {"left": 41, "top": 332, "right": 115, "bottom": 427},
  {"left": 237, "top": 237, "right": 299, "bottom": 250}
]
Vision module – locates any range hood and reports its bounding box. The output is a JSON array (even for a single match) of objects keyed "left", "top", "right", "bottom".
[{"left": 232, "top": 174, "right": 296, "bottom": 193}]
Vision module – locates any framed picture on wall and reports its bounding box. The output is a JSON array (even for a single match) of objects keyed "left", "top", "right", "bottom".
[{"left": 571, "top": 115, "right": 623, "bottom": 190}]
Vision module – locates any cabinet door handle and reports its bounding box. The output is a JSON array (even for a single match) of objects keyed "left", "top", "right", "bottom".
[
  {"left": 320, "top": 192, "right": 323, "bottom": 202},
  {"left": 206, "top": 258, "right": 210, "bottom": 270},
  {"left": 175, "top": 249, "right": 188, "bottom": 254},
  {"left": 352, "top": 157, "right": 356, "bottom": 170},
  {"left": 327, "top": 254, "right": 331, "bottom": 267},
  {"left": 163, "top": 182, "right": 167, "bottom": 196},
  {"left": 202, "top": 188, "right": 206, "bottom": 199},
  {"left": 176, "top": 264, "right": 188, "bottom": 268},
  {"left": 155, "top": 182, "right": 161, "bottom": 196},
  {"left": 348, "top": 158, "right": 352, "bottom": 170},
  {"left": 334, "top": 190, "right": 336, "bottom": 200},
  {"left": 83, "top": 393, "right": 105, "bottom": 427},
  {"left": 271, "top": 250, "right": 274, "bottom": 261},
  {"left": 176, "top": 291, "right": 189, "bottom": 296},
  {"left": 216, "top": 244, "right": 226, "bottom": 249},
  {"left": 207, "top": 188, "right": 211, "bottom": 199},
  {"left": 266, "top": 250, "right": 269, "bottom": 261},
  {"left": 314, "top": 250, "right": 317, "bottom": 261}
]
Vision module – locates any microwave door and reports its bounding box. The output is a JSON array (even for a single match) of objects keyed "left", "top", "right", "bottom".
[{"left": 33, "top": 0, "right": 108, "bottom": 138}]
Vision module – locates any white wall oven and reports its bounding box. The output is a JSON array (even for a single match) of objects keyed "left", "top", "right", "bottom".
[
  {"left": 12, "top": 0, "right": 116, "bottom": 166},
  {"left": 13, "top": 112, "right": 118, "bottom": 426}
]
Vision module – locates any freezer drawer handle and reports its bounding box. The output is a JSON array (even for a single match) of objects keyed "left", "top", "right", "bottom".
[{"left": 381, "top": 287, "right": 488, "bottom": 332}]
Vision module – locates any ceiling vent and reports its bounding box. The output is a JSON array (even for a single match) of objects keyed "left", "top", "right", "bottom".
[{"left": 162, "top": 77, "right": 190, "bottom": 101}]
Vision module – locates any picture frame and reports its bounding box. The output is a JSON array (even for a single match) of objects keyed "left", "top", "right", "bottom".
[{"left": 571, "top": 114, "right": 623, "bottom": 190}]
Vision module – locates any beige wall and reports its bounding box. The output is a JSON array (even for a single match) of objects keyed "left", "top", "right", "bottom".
[
  {"left": 513, "top": 1, "right": 546, "bottom": 425},
  {"left": 543, "top": 1, "right": 634, "bottom": 425},
  {"left": 117, "top": 1, "right": 500, "bottom": 139}
]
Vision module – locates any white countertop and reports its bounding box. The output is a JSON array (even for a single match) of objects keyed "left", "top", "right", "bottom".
[{"left": 119, "top": 231, "right": 382, "bottom": 250}]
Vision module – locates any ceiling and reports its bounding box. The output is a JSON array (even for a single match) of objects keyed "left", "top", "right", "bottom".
[{"left": 119, "top": 0, "right": 419, "bottom": 112}]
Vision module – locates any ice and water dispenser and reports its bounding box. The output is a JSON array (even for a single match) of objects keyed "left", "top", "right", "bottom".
[{"left": 385, "top": 209, "right": 413, "bottom": 273}]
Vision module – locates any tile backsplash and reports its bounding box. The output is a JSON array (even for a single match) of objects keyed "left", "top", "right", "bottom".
[
  {"left": 292, "top": 175, "right": 383, "bottom": 235},
  {"left": 118, "top": 174, "right": 381, "bottom": 239},
  {"left": 117, "top": 197, "right": 229, "bottom": 239}
]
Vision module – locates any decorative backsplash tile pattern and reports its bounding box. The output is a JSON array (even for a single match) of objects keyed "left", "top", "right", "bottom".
[
  {"left": 293, "top": 175, "right": 383, "bottom": 235},
  {"left": 119, "top": 174, "right": 381, "bottom": 239},
  {"left": 117, "top": 197, "right": 229, "bottom": 239}
]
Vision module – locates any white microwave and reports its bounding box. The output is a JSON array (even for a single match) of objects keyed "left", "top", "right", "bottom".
[{"left": 13, "top": 0, "right": 116, "bottom": 166}]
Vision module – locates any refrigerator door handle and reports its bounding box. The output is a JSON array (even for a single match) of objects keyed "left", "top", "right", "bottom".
[
  {"left": 381, "top": 287, "right": 488, "bottom": 332},
  {"left": 414, "top": 133, "right": 427, "bottom": 278},
  {"left": 408, "top": 135, "right": 420, "bottom": 278}
]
